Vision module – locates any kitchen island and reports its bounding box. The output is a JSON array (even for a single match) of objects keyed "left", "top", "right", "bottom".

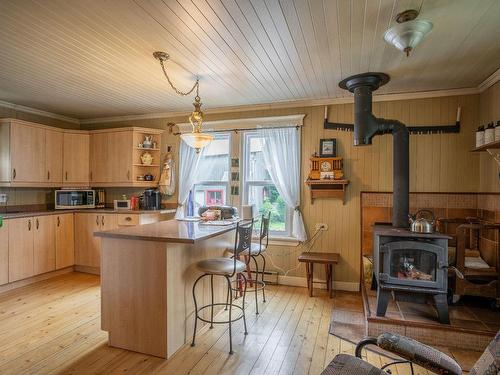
[{"left": 95, "top": 219, "right": 236, "bottom": 358}]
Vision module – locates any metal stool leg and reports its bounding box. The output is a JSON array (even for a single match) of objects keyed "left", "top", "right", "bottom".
[
  {"left": 210, "top": 275, "right": 214, "bottom": 328},
  {"left": 260, "top": 253, "right": 266, "bottom": 303},
  {"left": 191, "top": 274, "right": 206, "bottom": 347},
  {"left": 251, "top": 256, "right": 260, "bottom": 314},
  {"left": 240, "top": 273, "right": 248, "bottom": 335},
  {"left": 225, "top": 278, "right": 230, "bottom": 311},
  {"left": 225, "top": 275, "right": 234, "bottom": 354}
]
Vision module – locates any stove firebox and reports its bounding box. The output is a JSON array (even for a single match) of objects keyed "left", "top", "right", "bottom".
[{"left": 373, "top": 225, "right": 451, "bottom": 324}]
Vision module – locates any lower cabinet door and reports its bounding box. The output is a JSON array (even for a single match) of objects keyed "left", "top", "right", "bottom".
[
  {"left": 75, "top": 213, "right": 101, "bottom": 268},
  {"left": 0, "top": 220, "right": 9, "bottom": 285},
  {"left": 8, "top": 217, "right": 34, "bottom": 282},
  {"left": 55, "top": 214, "right": 75, "bottom": 269},
  {"left": 33, "top": 215, "right": 56, "bottom": 275}
]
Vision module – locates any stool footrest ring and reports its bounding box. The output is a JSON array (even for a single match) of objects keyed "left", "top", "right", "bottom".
[
  {"left": 195, "top": 303, "right": 245, "bottom": 324},
  {"left": 230, "top": 279, "right": 265, "bottom": 293}
]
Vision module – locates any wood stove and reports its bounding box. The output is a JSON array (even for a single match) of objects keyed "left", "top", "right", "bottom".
[
  {"left": 337, "top": 73, "right": 452, "bottom": 324},
  {"left": 373, "top": 225, "right": 451, "bottom": 324}
]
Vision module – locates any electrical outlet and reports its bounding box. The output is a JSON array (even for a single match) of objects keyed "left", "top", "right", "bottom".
[
  {"left": 315, "top": 223, "right": 328, "bottom": 231},
  {"left": 0, "top": 194, "right": 7, "bottom": 204}
]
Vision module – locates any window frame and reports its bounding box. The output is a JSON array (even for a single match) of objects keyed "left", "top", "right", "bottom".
[
  {"left": 188, "top": 132, "right": 232, "bottom": 216},
  {"left": 241, "top": 131, "right": 293, "bottom": 238}
]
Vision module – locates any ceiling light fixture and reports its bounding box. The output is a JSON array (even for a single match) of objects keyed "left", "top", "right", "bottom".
[
  {"left": 384, "top": 9, "right": 433, "bottom": 57},
  {"left": 153, "top": 51, "right": 213, "bottom": 152}
]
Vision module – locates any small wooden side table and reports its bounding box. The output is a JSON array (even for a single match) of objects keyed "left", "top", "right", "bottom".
[{"left": 298, "top": 252, "right": 340, "bottom": 298}]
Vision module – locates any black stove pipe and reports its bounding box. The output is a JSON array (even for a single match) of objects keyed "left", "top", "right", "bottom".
[{"left": 339, "top": 73, "right": 409, "bottom": 228}]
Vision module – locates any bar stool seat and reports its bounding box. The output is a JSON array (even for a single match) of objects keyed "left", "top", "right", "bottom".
[{"left": 195, "top": 258, "right": 247, "bottom": 275}]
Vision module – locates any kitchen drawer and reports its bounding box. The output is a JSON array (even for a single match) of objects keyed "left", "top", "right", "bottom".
[{"left": 117, "top": 214, "right": 140, "bottom": 226}]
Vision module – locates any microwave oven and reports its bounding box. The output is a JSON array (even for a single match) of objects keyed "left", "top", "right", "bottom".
[{"left": 55, "top": 190, "right": 96, "bottom": 209}]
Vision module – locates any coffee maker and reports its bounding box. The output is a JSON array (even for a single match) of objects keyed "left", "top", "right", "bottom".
[{"left": 142, "top": 189, "right": 162, "bottom": 210}]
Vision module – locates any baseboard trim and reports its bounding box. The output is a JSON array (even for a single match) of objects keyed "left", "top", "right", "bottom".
[
  {"left": 0, "top": 267, "right": 74, "bottom": 294},
  {"left": 278, "top": 275, "right": 359, "bottom": 292},
  {"left": 74, "top": 265, "right": 100, "bottom": 275}
]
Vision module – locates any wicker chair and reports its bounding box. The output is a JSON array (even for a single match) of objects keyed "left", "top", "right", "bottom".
[{"left": 322, "top": 331, "right": 500, "bottom": 375}]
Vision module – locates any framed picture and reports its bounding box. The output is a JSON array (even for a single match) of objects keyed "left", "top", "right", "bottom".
[{"left": 319, "top": 138, "right": 336, "bottom": 157}]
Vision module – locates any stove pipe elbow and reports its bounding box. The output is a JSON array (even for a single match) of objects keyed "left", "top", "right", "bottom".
[{"left": 339, "top": 72, "right": 409, "bottom": 229}]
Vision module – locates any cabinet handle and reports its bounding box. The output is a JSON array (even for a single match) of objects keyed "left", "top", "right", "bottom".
[
  {"left": 28, "top": 219, "right": 31, "bottom": 231},
  {"left": 101, "top": 215, "right": 104, "bottom": 226},
  {"left": 96, "top": 215, "right": 99, "bottom": 226},
  {"left": 127, "top": 170, "right": 130, "bottom": 180},
  {"left": 125, "top": 216, "right": 132, "bottom": 221},
  {"left": 57, "top": 216, "right": 60, "bottom": 227},
  {"left": 65, "top": 171, "right": 68, "bottom": 180},
  {"left": 12, "top": 169, "right": 16, "bottom": 180},
  {"left": 47, "top": 171, "right": 50, "bottom": 180},
  {"left": 36, "top": 218, "right": 39, "bottom": 230},
  {"left": 90, "top": 171, "right": 93, "bottom": 181}
]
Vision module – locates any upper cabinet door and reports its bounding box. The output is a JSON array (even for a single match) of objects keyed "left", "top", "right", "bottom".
[
  {"left": 63, "top": 132, "right": 90, "bottom": 186},
  {"left": 10, "top": 123, "right": 46, "bottom": 183},
  {"left": 109, "top": 131, "right": 133, "bottom": 183},
  {"left": 46, "top": 130, "right": 63, "bottom": 185},
  {"left": 90, "top": 132, "right": 110, "bottom": 184}
]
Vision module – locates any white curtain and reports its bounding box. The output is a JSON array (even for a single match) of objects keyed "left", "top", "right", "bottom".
[
  {"left": 261, "top": 127, "right": 306, "bottom": 241},
  {"left": 175, "top": 140, "right": 203, "bottom": 219}
]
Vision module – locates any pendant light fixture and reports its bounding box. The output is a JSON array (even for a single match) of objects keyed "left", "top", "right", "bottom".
[
  {"left": 153, "top": 51, "right": 213, "bottom": 152},
  {"left": 384, "top": 9, "right": 433, "bottom": 57}
]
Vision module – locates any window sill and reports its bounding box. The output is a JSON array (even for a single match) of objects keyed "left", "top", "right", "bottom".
[{"left": 254, "top": 236, "right": 300, "bottom": 247}]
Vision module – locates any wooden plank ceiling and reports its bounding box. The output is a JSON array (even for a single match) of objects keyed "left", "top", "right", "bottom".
[{"left": 0, "top": 0, "right": 499, "bottom": 119}]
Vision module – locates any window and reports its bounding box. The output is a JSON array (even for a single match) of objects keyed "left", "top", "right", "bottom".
[
  {"left": 186, "top": 133, "right": 231, "bottom": 216},
  {"left": 242, "top": 132, "right": 291, "bottom": 237}
]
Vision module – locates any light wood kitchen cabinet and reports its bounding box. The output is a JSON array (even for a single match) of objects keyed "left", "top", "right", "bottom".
[
  {"left": 63, "top": 132, "right": 90, "bottom": 186},
  {"left": 33, "top": 215, "right": 56, "bottom": 275},
  {"left": 8, "top": 217, "right": 34, "bottom": 282},
  {"left": 10, "top": 121, "right": 46, "bottom": 183},
  {"left": 90, "top": 130, "right": 133, "bottom": 185},
  {"left": 75, "top": 213, "right": 118, "bottom": 268},
  {"left": 89, "top": 132, "right": 110, "bottom": 184},
  {"left": 55, "top": 213, "right": 75, "bottom": 269},
  {"left": 0, "top": 220, "right": 8, "bottom": 285},
  {"left": 89, "top": 127, "right": 162, "bottom": 187},
  {"left": 45, "top": 129, "right": 63, "bottom": 184},
  {"left": 109, "top": 131, "right": 133, "bottom": 183},
  {"left": 0, "top": 119, "right": 67, "bottom": 187}
]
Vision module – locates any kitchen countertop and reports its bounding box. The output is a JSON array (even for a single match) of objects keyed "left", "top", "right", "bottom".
[
  {"left": 94, "top": 219, "right": 236, "bottom": 244},
  {"left": 0, "top": 208, "right": 176, "bottom": 220}
]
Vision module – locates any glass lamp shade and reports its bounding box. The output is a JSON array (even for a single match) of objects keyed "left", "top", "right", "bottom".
[
  {"left": 384, "top": 20, "right": 433, "bottom": 56},
  {"left": 180, "top": 132, "right": 214, "bottom": 152}
]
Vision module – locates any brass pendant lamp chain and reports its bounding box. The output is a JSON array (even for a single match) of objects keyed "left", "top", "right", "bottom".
[
  {"left": 157, "top": 55, "right": 199, "bottom": 97},
  {"left": 153, "top": 51, "right": 213, "bottom": 152}
]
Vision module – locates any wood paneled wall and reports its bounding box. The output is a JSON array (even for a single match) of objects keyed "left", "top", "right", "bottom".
[
  {"left": 83, "top": 93, "right": 480, "bottom": 285},
  {"left": 479, "top": 81, "right": 500, "bottom": 192}
]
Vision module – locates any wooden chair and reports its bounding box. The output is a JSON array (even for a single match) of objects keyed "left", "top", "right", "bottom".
[{"left": 450, "top": 222, "right": 500, "bottom": 307}]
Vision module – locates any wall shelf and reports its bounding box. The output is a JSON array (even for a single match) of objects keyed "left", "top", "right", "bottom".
[
  {"left": 471, "top": 140, "right": 500, "bottom": 152},
  {"left": 471, "top": 140, "right": 500, "bottom": 167},
  {"left": 305, "top": 179, "right": 349, "bottom": 205}
]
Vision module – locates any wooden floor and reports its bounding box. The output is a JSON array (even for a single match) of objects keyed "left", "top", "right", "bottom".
[{"left": 0, "top": 272, "right": 481, "bottom": 375}]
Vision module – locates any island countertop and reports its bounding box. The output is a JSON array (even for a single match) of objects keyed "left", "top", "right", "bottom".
[{"left": 94, "top": 219, "right": 236, "bottom": 244}]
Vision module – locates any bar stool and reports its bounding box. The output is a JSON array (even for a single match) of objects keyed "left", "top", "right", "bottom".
[
  {"left": 191, "top": 219, "right": 254, "bottom": 355},
  {"left": 228, "top": 213, "right": 270, "bottom": 314}
]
